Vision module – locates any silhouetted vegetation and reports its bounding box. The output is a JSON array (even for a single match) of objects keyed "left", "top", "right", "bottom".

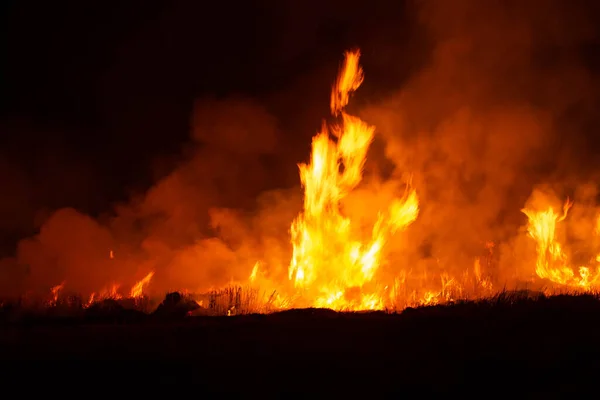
[
  {"left": 152, "top": 291, "right": 200, "bottom": 318},
  {"left": 203, "top": 286, "right": 281, "bottom": 315},
  {"left": 2, "top": 289, "right": 600, "bottom": 393},
  {"left": 1, "top": 287, "right": 599, "bottom": 325}
]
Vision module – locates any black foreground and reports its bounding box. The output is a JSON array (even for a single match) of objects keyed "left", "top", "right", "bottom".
[{"left": 0, "top": 291, "right": 598, "bottom": 395}]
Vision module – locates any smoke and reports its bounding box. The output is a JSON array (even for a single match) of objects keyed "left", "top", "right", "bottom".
[
  {"left": 1, "top": 97, "right": 300, "bottom": 296},
  {"left": 359, "top": 0, "right": 600, "bottom": 285},
  {"left": 2, "top": 0, "right": 599, "bottom": 298}
]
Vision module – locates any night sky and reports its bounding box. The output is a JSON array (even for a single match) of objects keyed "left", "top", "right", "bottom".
[
  {"left": 1, "top": 0, "right": 600, "bottom": 264},
  {"left": 1, "top": 0, "right": 421, "bottom": 253}
]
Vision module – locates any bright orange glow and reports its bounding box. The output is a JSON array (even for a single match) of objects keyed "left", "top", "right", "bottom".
[
  {"left": 130, "top": 271, "right": 155, "bottom": 298},
  {"left": 47, "top": 272, "right": 156, "bottom": 308},
  {"left": 35, "top": 49, "right": 600, "bottom": 315},
  {"left": 249, "top": 262, "right": 259, "bottom": 283},
  {"left": 330, "top": 50, "right": 364, "bottom": 116},
  {"left": 287, "top": 50, "right": 420, "bottom": 310},
  {"left": 522, "top": 200, "right": 600, "bottom": 289}
]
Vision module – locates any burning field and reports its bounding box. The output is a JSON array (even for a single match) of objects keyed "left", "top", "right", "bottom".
[
  {"left": 4, "top": 46, "right": 600, "bottom": 317},
  {"left": 4, "top": 1, "right": 600, "bottom": 392}
]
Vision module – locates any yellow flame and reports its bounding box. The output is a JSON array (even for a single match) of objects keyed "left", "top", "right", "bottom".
[
  {"left": 249, "top": 262, "right": 260, "bottom": 282},
  {"left": 522, "top": 199, "right": 600, "bottom": 289},
  {"left": 130, "top": 271, "right": 155, "bottom": 298},
  {"left": 288, "top": 49, "right": 419, "bottom": 310}
]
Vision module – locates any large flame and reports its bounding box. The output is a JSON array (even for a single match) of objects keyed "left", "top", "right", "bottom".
[
  {"left": 288, "top": 50, "right": 419, "bottom": 310},
  {"left": 522, "top": 200, "right": 600, "bottom": 289}
]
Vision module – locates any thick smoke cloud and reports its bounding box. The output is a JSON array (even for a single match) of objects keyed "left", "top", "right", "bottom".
[
  {"left": 360, "top": 0, "right": 600, "bottom": 285},
  {"left": 1, "top": 98, "right": 300, "bottom": 296},
  {"left": 1, "top": 0, "right": 599, "bottom": 297}
]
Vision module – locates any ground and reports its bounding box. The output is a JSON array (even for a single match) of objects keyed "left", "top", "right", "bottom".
[{"left": 0, "top": 292, "right": 598, "bottom": 394}]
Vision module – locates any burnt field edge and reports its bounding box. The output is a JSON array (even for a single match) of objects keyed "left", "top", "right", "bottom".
[{"left": 2, "top": 289, "right": 600, "bottom": 326}]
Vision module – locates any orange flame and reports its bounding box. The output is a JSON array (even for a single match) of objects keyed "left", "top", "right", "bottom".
[
  {"left": 249, "top": 262, "right": 260, "bottom": 283},
  {"left": 82, "top": 273, "right": 154, "bottom": 308},
  {"left": 42, "top": 49, "right": 600, "bottom": 314},
  {"left": 330, "top": 50, "right": 364, "bottom": 116},
  {"left": 130, "top": 271, "right": 155, "bottom": 298},
  {"left": 48, "top": 281, "right": 65, "bottom": 306},
  {"left": 288, "top": 50, "right": 419, "bottom": 310},
  {"left": 522, "top": 199, "right": 600, "bottom": 289}
]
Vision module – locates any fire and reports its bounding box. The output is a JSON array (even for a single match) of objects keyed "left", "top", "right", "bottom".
[
  {"left": 46, "top": 272, "right": 155, "bottom": 308},
  {"left": 47, "top": 281, "right": 65, "bottom": 306},
  {"left": 28, "top": 49, "right": 600, "bottom": 315},
  {"left": 288, "top": 50, "right": 419, "bottom": 310},
  {"left": 522, "top": 200, "right": 600, "bottom": 289},
  {"left": 249, "top": 261, "right": 260, "bottom": 282},
  {"left": 130, "top": 271, "right": 155, "bottom": 298},
  {"left": 330, "top": 49, "right": 364, "bottom": 115},
  {"left": 85, "top": 284, "right": 122, "bottom": 307}
]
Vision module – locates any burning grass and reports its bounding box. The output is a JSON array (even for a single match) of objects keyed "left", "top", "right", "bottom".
[
  {"left": 6, "top": 50, "right": 600, "bottom": 314},
  {"left": 0, "top": 284, "right": 287, "bottom": 323},
  {"left": 203, "top": 286, "right": 284, "bottom": 316},
  {"left": 1, "top": 284, "right": 599, "bottom": 326}
]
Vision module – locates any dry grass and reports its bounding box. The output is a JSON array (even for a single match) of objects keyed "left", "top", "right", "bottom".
[
  {"left": 204, "top": 285, "right": 284, "bottom": 315},
  {"left": 3, "top": 285, "right": 600, "bottom": 320}
]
